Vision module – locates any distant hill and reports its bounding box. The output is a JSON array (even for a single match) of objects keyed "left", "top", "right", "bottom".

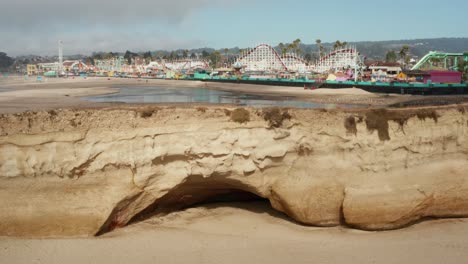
[
  {"left": 9, "top": 38, "right": 468, "bottom": 62},
  {"left": 198, "top": 38, "right": 468, "bottom": 60}
]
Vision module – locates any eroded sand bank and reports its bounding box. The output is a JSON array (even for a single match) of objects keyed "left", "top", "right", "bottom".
[
  {"left": 1, "top": 79, "right": 468, "bottom": 263},
  {"left": 0, "top": 104, "right": 467, "bottom": 237}
]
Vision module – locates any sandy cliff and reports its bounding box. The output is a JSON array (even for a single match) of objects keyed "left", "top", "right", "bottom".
[{"left": 0, "top": 105, "right": 467, "bottom": 237}]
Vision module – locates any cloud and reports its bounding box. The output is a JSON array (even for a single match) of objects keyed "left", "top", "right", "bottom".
[
  {"left": 0, "top": 0, "right": 220, "bottom": 29},
  {"left": 0, "top": 0, "right": 228, "bottom": 55},
  {"left": 1, "top": 27, "right": 206, "bottom": 55}
]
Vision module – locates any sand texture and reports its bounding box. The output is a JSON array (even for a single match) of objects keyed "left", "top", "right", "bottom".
[
  {"left": 1, "top": 201, "right": 468, "bottom": 264},
  {"left": 0, "top": 105, "right": 467, "bottom": 237}
]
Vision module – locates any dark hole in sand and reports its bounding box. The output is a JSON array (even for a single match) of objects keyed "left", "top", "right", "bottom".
[{"left": 97, "top": 175, "right": 295, "bottom": 235}]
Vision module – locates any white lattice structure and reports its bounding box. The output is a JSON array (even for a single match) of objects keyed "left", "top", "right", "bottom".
[
  {"left": 237, "top": 44, "right": 288, "bottom": 72},
  {"left": 235, "top": 44, "right": 364, "bottom": 75},
  {"left": 282, "top": 54, "right": 309, "bottom": 73},
  {"left": 311, "top": 47, "right": 360, "bottom": 73},
  {"left": 236, "top": 43, "right": 320, "bottom": 73},
  {"left": 146, "top": 59, "right": 209, "bottom": 73},
  {"left": 147, "top": 61, "right": 164, "bottom": 70},
  {"left": 163, "top": 59, "right": 210, "bottom": 71}
]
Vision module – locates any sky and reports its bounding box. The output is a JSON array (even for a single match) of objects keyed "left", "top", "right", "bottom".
[{"left": 0, "top": 0, "right": 467, "bottom": 56}]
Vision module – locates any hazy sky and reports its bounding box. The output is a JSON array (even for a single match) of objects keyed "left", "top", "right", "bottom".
[{"left": 1, "top": 0, "right": 467, "bottom": 56}]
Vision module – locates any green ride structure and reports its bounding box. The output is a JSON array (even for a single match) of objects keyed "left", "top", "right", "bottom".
[{"left": 411, "top": 51, "right": 468, "bottom": 71}]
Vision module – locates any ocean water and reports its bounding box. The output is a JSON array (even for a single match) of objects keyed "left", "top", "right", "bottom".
[{"left": 85, "top": 86, "right": 358, "bottom": 109}]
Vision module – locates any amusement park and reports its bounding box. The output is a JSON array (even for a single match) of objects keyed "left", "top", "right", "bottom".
[{"left": 16, "top": 39, "right": 468, "bottom": 95}]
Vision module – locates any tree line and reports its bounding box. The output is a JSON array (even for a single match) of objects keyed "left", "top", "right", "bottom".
[{"left": 0, "top": 52, "right": 14, "bottom": 71}]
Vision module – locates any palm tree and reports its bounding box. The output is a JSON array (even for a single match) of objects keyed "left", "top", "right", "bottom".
[
  {"left": 292, "top": 38, "right": 302, "bottom": 54},
  {"left": 287, "top": 43, "right": 295, "bottom": 54},
  {"left": 223, "top": 48, "right": 230, "bottom": 67},
  {"left": 316, "top": 39, "right": 323, "bottom": 57},
  {"left": 399, "top": 45, "right": 410, "bottom": 68},
  {"left": 278, "top": 43, "right": 287, "bottom": 56},
  {"left": 333, "top": 40, "right": 342, "bottom": 50},
  {"left": 333, "top": 40, "right": 348, "bottom": 50}
]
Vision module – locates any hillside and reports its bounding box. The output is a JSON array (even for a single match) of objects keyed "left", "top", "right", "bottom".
[{"left": 5, "top": 38, "right": 468, "bottom": 63}]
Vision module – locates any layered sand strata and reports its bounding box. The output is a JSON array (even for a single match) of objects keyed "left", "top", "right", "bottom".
[{"left": 0, "top": 105, "right": 467, "bottom": 237}]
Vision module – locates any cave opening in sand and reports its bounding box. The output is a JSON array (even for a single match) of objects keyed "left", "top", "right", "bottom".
[{"left": 119, "top": 175, "right": 289, "bottom": 233}]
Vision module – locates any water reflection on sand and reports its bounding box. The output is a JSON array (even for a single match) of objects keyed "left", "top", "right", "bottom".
[{"left": 86, "top": 86, "right": 358, "bottom": 109}]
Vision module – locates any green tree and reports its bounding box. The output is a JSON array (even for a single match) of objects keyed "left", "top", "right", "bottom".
[
  {"left": 169, "top": 51, "right": 178, "bottom": 60},
  {"left": 209, "top": 51, "right": 222, "bottom": 68},
  {"left": 124, "top": 50, "right": 136, "bottom": 64},
  {"left": 333, "top": 40, "right": 348, "bottom": 50},
  {"left": 399, "top": 45, "right": 410, "bottom": 68},
  {"left": 103, "top": 52, "right": 115, "bottom": 60},
  {"left": 92, "top": 53, "right": 103, "bottom": 60},
  {"left": 385, "top": 50, "right": 397, "bottom": 63},
  {"left": 201, "top": 50, "right": 210, "bottom": 59},
  {"left": 287, "top": 43, "right": 295, "bottom": 53},
  {"left": 0, "top": 52, "right": 14, "bottom": 70},
  {"left": 316, "top": 39, "right": 325, "bottom": 57},
  {"left": 292, "top": 38, "right": 302, "bottom": 54},
  {"left": 143, "top": 51, "right": 152, "bottom": 61},
  {"left": 333, "top": 40, "right": 342, "bottom": 50},
  {"left": 278, "top": 43, "right": 288, "bottom": 56},
  {"left": 84, "top": 57, "right": 95, "bottom": 66}
]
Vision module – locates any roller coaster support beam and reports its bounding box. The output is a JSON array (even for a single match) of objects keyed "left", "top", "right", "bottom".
[{"left": 411, "top": 51, "right": 464, "bottom": 70}]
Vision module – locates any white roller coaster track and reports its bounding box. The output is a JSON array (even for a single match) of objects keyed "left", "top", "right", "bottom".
[
  {"left": 235, "top": 44, "right": 362, "bottom": 74},
  {"left": 311, "top": 46, "right": 361, "bottom": 73},
  {"left": 147, "top": 59, "right": 210, "bottom": 72}
]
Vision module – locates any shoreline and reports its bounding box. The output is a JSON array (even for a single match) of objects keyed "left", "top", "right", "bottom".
[{"left": 0, "top": 77, "right": 467, "bottom": 114}]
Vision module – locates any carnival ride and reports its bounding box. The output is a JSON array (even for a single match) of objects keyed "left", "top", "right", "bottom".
[
  {"left": 411, "top": 51, "right": 468, "bottom": 71},
  {"left": 147, "top": 59, "right": 210, "bottom": 72},
  {"left": 235, "top": 43, "right": 363, "bottom": 75},
  {"left": 164, "top": 59, "right": 210, "bottom": 71},
  {"left": 311, "top": 46, "right": 362, "bottom": 74},
  {"left": 95, "top": 56, "right": 125, "bottom": 72},
  {"left": 236, "top": 44, "right": 289, "bottom": 72}
]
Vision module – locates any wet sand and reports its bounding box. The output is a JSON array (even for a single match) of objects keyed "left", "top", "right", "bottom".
[{"left": 3, "top": 76, "right": 464, "bottom": 113}]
